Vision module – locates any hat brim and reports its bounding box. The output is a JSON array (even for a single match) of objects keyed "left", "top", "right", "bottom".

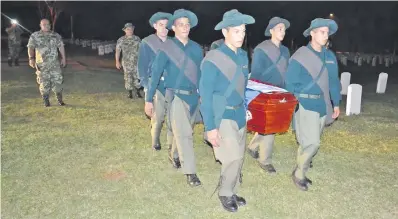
[
  {"left": 149, "top": 12, "right": 172, "bottom": 27},
  {"left": 214, "top": 14, "right": 255, "bottom": 30},
  {"left": 167, "top": 11, "right": 198, "bottom": 30},
  {"left": 264, "top": 19, "right": 290, "bottom": 36},
  {"left": 122, "top": 26, "right": 134, "bottom": 31},
  {"left": 303, "top": 19, "right": 338, "bottom": 37}
]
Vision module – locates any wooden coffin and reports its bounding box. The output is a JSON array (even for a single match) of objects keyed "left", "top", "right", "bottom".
[{"left": 246, "top": 80, "right": 298, "bottom": 135}]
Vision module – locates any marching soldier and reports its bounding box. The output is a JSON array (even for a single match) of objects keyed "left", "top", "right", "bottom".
[
  {"left": 144, "top": 9, "right": 203, "bottom": 186},
  {"left": 116, "top": 23, "right": 142, "bottom": 99},
  {"left": 6, "top": 20, "right": 23, "bottom": 67},
  {"left": 247, "top": 17, "right": 291, "bottom": 174},
  {"left": 27, "top": 19, "right": 66, "bottom": 107},
  {"left": 138, "top": 12, "right": 174, "bottom": 152},
  {"left": 200, "top": 9, "right": 254, "bottom": 212},
  {"left": 285, "top": 18, "right": 341, "bottom": 191}
]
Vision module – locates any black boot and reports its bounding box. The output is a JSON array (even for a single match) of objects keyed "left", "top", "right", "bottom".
[
  {"left": 127, "top": 90, "right": 133, "bottom": 99},
  {"left": 136, "top": 88, "right": 143, "bottom": 98},
  {"left": 56, "top": 93, "right": 66, "bottom": 106},
  {"left": 14, "top": 59, "right": 19, "bottom": 66},
  {"left": 186, "top": 174, "right": 201, "bottom": 187},
  {"left": 42, "top": 94, "right": 50, "bottom": 107},
  {"left": 8, "top": 59, "right": 12, "bottom": 67},
  {"left": 233, "top": 194, "right": 246, "bottom": 206},
  {"left": 219, "top": 196, "right": 238, "bottom": 212}
]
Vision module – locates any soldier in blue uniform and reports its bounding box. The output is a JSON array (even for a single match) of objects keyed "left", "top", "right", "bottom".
[
  {"left": 138, "top": 12, "right": 173, "bottom": 152},
  {"left": 285, "top": 18, "right": 341, "bottom": 191},
  {"left": 200, "top": 9, "right": 255, "bottom": 212},
  {"left": 246, "top": 17, "right": 291, "bottom": 174},
  {"left": 144, "top": 9, "right": 203, "bottom": 187}
]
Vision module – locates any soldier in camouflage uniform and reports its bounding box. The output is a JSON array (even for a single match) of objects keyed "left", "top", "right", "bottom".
[
  {"left": 116, "top": 23, "right": 142, "bottom": 99},
  {"left": 27, "top": 19, "right": 67, "bottom": 107},
  {"left": 5, "top": 21, "right": 23, "bottom": 67}
]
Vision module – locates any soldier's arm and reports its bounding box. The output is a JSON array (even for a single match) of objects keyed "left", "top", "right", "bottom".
[
  {"left": 132, "top": 42, "right": 140, "bottom": 70},
  {"left": 328, "top": 54, "right": 341, "bottom": 107},
  {"left": 56, "top": 34, "right": 66, "bottom": 61},
  {"left": 115, "top": 39, "right": 122, "bottom": 63},
  {"left": 199, "top": 61, "right": 218, "bottom": 131},
  {"left": 137, "top": 42, "right": 151, "bottom": 89},
  {"left": 27, "top": 35, "right": 36, "bottom": 59},
  {"left": 196, "top": 46, "right": 204, "bottom": 87},
  {"left": 145, "top": 51, "right": 168, "bottom": 103}
]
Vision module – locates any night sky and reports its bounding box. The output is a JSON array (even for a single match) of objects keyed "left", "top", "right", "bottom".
[{"left": 2, "top": 1, "right": 398, "bottom": 53}]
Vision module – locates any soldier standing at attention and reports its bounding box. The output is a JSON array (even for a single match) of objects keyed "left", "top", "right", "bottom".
[
  {"left": 116, "top": 23, "right": 142, "bottom": 99},
  {"left": 285, "top": 18, "right": 341, "bottom": 191},
  {"left": 138, "top": 12, "right": 174, "bottom": 152},
  {"left": 200, "top": 9, "right": 254, "bottom": 212},
  {"left": 27, "top": 19, "right": 66, "bottom": 107},
  {"left": 6, "top": 20, "right": 23, "bottom": 67},
  {"left": 144, "top": 9, "right": 203, "bottom": 186},
  {"left": 246, "top": 17, "right": 291, "bottom": 174}
]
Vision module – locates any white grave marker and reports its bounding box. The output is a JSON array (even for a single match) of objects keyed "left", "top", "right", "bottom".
[
  {"left": 98, "top": 45, "right": 104, "bottom": 56},
  {"left": 385, "top": 57, "right": 390, "bottom": 67},
  {"left": 372, "top": 57, "right": 377, "bottom": 66},
  {"left": 376, "top": 72, "right": 388, "bottom": 94},
  {"left": 358, "top": 57, "right": 362, "bottom": 66},
  {"left": 346, "top": 84, "right": 362, "bottom": 116},
  {"left": 340, "top": 72, "right": 351, "bottom": 95}
]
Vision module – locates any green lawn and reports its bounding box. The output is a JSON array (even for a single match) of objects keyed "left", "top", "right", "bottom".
[{"left": 1, "top": 62, "right": 398, "bottom": 219}]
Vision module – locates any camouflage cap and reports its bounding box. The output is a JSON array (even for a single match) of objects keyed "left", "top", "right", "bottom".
[{"left": 122, "top": 23, "right": 135, "bottom": 31}]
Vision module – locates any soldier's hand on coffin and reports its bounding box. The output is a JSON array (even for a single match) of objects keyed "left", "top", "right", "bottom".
[
  {"left": 29, "top": 60, "right": 35, "bottom": 69},
  {"left": 207, "top": 129, "right": 221, "bottom": 147},
  {"left": 116, "top": 61, "right": 122, "bottom": 70},
  {"left": 332, "top": 107, "right": 340, "bottom": 119},
  {"left": 144, "top": 102, "right": 154, "bottom": 117}
]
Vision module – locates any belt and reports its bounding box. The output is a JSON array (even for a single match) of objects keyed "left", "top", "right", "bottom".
[
  {"left": 225, "top": 102, "right": 244, "bottom": 110},
  {"left": 297, "top": 93, "right": 321, "bottom": 99},
  {"left": 168, "top": 88, "right": 195, "bottom": 95}
]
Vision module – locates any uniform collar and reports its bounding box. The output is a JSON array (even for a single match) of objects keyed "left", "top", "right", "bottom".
[
  {"left": 307, "top": 42, "right": 326, "bottom": 54},
  {"left": 220, "top": 42, "right": 244, "bottom": 57},
  {"left": 172, "top": 37, "right": 191, "bottom": 48}
]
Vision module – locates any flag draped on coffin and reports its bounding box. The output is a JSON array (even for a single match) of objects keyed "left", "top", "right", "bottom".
[{"left": 245, "top": 80, "right": 289, "bottom": 109}]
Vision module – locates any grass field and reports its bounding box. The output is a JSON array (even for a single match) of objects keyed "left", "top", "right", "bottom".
[{"left": 1, "top": 55, "right": 398, "bottom": 219}]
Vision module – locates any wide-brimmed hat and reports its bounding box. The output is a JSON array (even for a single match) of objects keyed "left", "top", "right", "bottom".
[
  {"left": 214, "top": 9, "right": 255, "bottom": 30},
  {"left": 149, "top": 12, "right": 172, "bottom": 27},
  {"left": 264, "top": 17, "right": 290, "bottom": 36},
  {"left": 303, "top": 18, "right": 338, "bottom": 37},
  {"left": 167, "top": 9, "right": 198, "bottom": 30}
]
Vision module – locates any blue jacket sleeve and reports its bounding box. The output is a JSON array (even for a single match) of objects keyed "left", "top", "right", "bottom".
[
  {"left": 137, "top": 42, "right": 151, "bottom": 89},
  {"left": 145, "top": 51, "right": 168, "bottom": 103},
  {"left": 199, "top": 61, "right": 218, "bottom": 131},
  {"left": 284, "top": 59, "right": 305, "bottom": 94},
  {"left": 328, "top": 54, "right": 341, "bottom": 107}
]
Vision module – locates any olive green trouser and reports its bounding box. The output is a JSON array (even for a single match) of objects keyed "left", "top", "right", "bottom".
[
  {"left": 214, "top": 119, "right": 247, "bottom": 196},
  {"left": 294, "top": 104, "right": 326, "bottom": 180},
  {"left": 169, "top": 95, "right": 199, "bottom": 174},
  {"left": 150, "top": 90, "right": 174, "bottom": 147},
  {"left": 248, "top": 133, "right": 275, "bottom": 165}
]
